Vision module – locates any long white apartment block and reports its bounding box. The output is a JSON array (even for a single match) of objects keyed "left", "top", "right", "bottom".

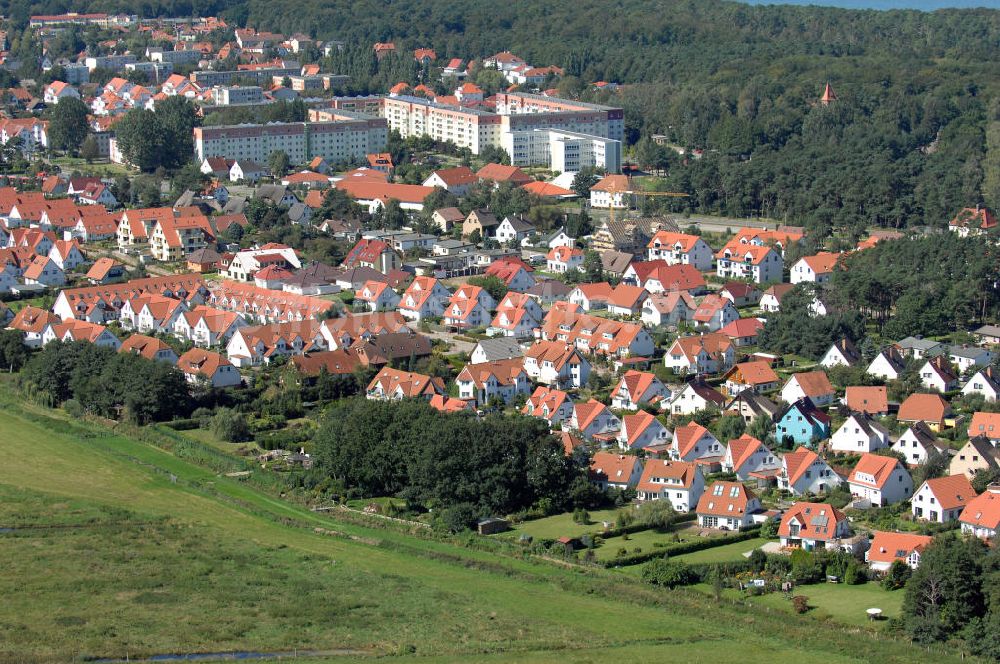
[{"left": 193, "top": 115, "right": 388, "bottom": 164}]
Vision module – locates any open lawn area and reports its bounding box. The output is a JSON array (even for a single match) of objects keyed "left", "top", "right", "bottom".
[
  {"left": 511, "top": 508, "right": 621, "bottom": 541},
  {"left": 48, "top": 156, "right": 135, "bottom": 177},
  {"left": 673, "top": 537, "right": 771, "bottom": 564},
  {"left": 0, "top": 386, "right": 957, "bottom": 663},
  {"left": 691, "top": 581, "right": 906, "bottom": 628}
]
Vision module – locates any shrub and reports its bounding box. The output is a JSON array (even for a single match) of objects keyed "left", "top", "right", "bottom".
[
  {"left": 881, "top": 559, "right": 912, "bottom": 590},
  {"left": 439, "top": 502, "right": 479, "bottom": 533},
  {"left": 62, "top": 398, "right": 83, "bottom": 417},
  {"left": 210, "top": 407, "right": 251, "bottom": 443},
  {"left": 792, "top": 595, "right": 809, "bottom": 614},
  {"left": 642, "top": 558, "right": 696, "bottom": 588}
]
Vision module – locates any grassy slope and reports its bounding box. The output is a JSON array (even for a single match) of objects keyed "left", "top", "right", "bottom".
[{"left": 0, "top": 396, "right": 967, "bottom": 663}]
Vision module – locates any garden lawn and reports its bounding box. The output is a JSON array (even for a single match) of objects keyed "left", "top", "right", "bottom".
[
  {"left": 673, "top": 537, "right": 771, "bottom": 564},
  {"left": 511, "top": 508, "right": 621, "bottom": 541}
]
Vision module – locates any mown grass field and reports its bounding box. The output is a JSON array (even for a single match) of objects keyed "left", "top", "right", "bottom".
[
  {"left": 0, "top": 390, "right": 965, "bottom": 663},
  {"left": 673, "top": 537, "right": 771, "bottom": 564}
]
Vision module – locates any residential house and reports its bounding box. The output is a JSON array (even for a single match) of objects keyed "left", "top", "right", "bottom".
[
  {"left": 671, "top": 421, "right": 724, "bottom": 463},
  {"left": 456, "top": 358, "right": 531, "bottom": 406},
  {"left": 547, "top": 246, "right": 584, "bottom": 273},
  {"left": 462, "top": 209, "right": 499, "bottom": 240},
  {"left": 444, "top": 288, "right": 492, "bottom": 329},
  {"left": 366, "top": 367, "right": 444, "bottom": 400},
  {"left": 759, "top": 283, "right": 795, "bottom": 313},
  {"left": 495, "top": 215, "right": 535, "bottom": 245},
  {"left": 718, "top": 317, "right": 764, "bottom": 347},
  {"left": 896, "top": 336, "right": 943, "bottom": 360},
  {"left": 422, "top": 167, "right": 476, "bottom": 196},
  {"left": 912, "top": 475, "right": 976, "bottom": 523},
  {"left": 641, "top": 291, "right": 697, "bottom": 328},
  {"left": 618, "top": 410, "right": 671, "bottom": 450},
  {"left": 715, "top": 243, "right": 783, "bottom": 284},
  {"left": 919, "top": 356, "right": 958, "bottom": 393},
  {"left": 950, "top": 436, "right": 1000, "bottom": 479},
  {"left": 487, "top": 292, "right": 543, "bottom": 338},
  {"left": 398, "top": 276, "right": 450, "bottom": 321},
  {"left": 224, "top": 320, "right": 326, "bottom": 367},
  {"left": 471, "top": 337, "right": 524, "bottom": 364},
  {"left": 790, "top": 252, "right": 840, "bottom": 284},
  {"left": 355, "top": 280, "right": 400, "bottom": 312},
  {"left": 119, "top": 334, "right": 179, "bottom": 364},
  {"left": 645, "top": 231, "right": 713, "bottom": 271},
  {"left": 664, "top": 333, "right": 734, "bottom": 375},
  {"left": 719, "top": 282, "right": 761, "bottom": 308},
  {"left": 962, "top": 366, "right": 1000, "bottom": 402},
  {"left": 85, "top": 257, "right": 125, "bottom": 284},
  {"left": 522, "top": 340, "right": 590, "bottom": 388},
  {"left": 48, "top": 240, "right": 85, "bottom": 271},
  {"left": 848, "top": 453, "right": 913, "bottom": 506},
  {"left": 43, "top": 319, "right": 120, "bottom": 349},
  {"left": 570, "top": 399, "right": 621, "bottom": 441},
  {"left": 867, "top": 346, "right": 907, "bottom": 380},
  {"left": 779, "top": 448, "right": 839, "bottom": 496},
  {"left": 590, "top": 453, "right": 643, "bottom": 491},
  {"left": 589, "top": 174, "right": 629, "bottom": 209},
  {"left": 173, "top": 305, "right": 247, "bottom": 348},
  {"left": 778, "top": 502, "right": 850, "bottom": 551},
  {"left": 829, "top": 413, "right": 890, "bottom": 453},
  {"left": 898, "top": 393, "right": 951, "bottom": 431},
  {"left": 623, "top": 261, "right": 706, "bottom": 294},
  {"left": 725, "top": 390, "right": 780, "bottom": 424},
  {"left": 949, "top": 345, "right": 993, "bottom": 374},
  {"left": 343, "top": 238, "right": 401, "bottom": 273},
  {"left": 177, "top": 348, "right": 241, "bottom": 387},
  {"left": 7, "top": 306, "right": 60, "bottom": 347},
  {"left": 668, "top": 380, "right": 726, "bottom": 416},
  {"left": 611, "top": 370, "right": 670, "bottom": 410},
  {"left": 485, "top": 260, "right": 536, "bottom": 292},
  {"left": 431, "top": 207, "right": 465, "bottom": 233},
  {"left": 22, "top": 255, "right": 65, "bottom": 287},
  {"left": 606, "top": 285, "right": 648, "bottom": 317},
  {"left": 522, "top": 386, "right": 574, "bottom": 427},
  {"left": 722, "top": 434, "right": 781, "bottom": 481},
  {"left": 968, "top": 412, "right": 1000, "bottom": 446},
  {"left": 696, "top": 481, "right": 762, "bottom": 530},
  {"left": 775, "top": 398, "right": 831, "bottom": 447},
  {"left": 844, "top": 386, "right": 889, "bottom": 416},
  {"left": 959, "top": 485, "right": 1000, "bottom": 540},
  {"left": 891, "top": 422, "right": 945, "bottom": 466},
  {"left": 692, "top": 294, "right": 739, "bottom": 331},
  {"left": 866, "top": 531, "right": 933, "bottom": 572},
  {"left": 821, "top": 338, "right": 861, "bottom": 368},
  {"left": 781, "top": 370, "right": 835, "bottom": 408},
  {"left": 635, "top": 460, "right": 705, "bottom": 512},
  {"left": 948, "top": 206, "right": 997, "bottom": 237},
  {"left": 723, "top": 361, "right": 780, "bottom": 396}
]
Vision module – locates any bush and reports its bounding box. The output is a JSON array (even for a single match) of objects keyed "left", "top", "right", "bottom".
[
  {"left": 636, "top": 499, "right": 676, "bottom": 529},
  {"left": 759, "top": 517, "right": 779, "bottom": 539},
  {"left": 881, "top": 559, "right": 912, "bottom": 590},
  {"left": 748, "top": 548, "right": 767, "bottom": 573},
  {"left": 642, "top": 558, "right": 696, "bottom": 588},
  {"left": 844, "top": 559, "right": 867, "bottom": 585},
  {"left": 439, "top": 502, "right": 479, "bottom": 533},
  {"left": 210, "top": 407, "right": 251, "bottom": 443},
  {"left": 792, "top": 595, "right": 810, "bottom": 614},
  {"left": 62, "top": 398, "right": 83, "bottom": 417},
  {"left": 790, "top": 549, "right": 823, "bottom": 584}
]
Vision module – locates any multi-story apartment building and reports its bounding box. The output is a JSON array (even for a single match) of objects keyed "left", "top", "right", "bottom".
[
  {"left": 501, "top": 128, "right": 621, "bottom": 173},
  {"left": 193, "top": 118, "right": 388, "bottom": 164},
  {"left": 191, "top": 67, "right": 299, "bottom": 87},
  {"left": 212, "top": 85, "right": 265, "bottom": 106}
]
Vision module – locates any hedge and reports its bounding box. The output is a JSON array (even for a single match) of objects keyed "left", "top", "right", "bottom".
[
  {"left": 601, "top": 526, "right": 763, "bottom": 568},
  {"left": 164, "top": 418, "right": 200, "bottom": 431}
]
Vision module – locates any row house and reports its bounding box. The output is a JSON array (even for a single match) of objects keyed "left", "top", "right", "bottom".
[
  {"left": 223, "top": 244, "right": 302, "bottom": 282},
  {"left": 398, "top": 276, "right": 451, "bottom": 321},
  {"left": 42, "top": 318, "right": 120, "bottom": 349},
  {"left": 116, "top": 206, "right": 205, "bottom": 253},
  {"left": 488, "top": 292, "right": 543, "bottom": 338},
  {"left": 225, "top": 319, "right": 325, "bottom": 367},
  {"left": 173, "top": 305, "right": 247, "bottom": 347},
  {"left": 150, "top": 214, "right": 215, "bottom": 262},
  {"left": 119, "top": 334, "right": 179, "bottom": 364},
  {"left": 538, "top": 307, "right": 655, "bottom": 358},
  {"left": 319, "top": 312, "right": 413, "bottom": 350},
  {"left": 121, "top": 293, "right": 187, "bottom": 334},
  {"left": 7, "top": 306, "right": 60, "bottom": 347},
  {"left": 444, "top": 284, "right": 496, "bottom": 329},
  {"left": 209, "top": 281, "right": 334, "bottom": 323},
  {"left": 48, "top": 240, "right": 85, "bottom": 271},
  {"left": 356, "top": 281, "right": 400, "bottom": 312},
  {"left": 52, "top": 274, "right": 208, "bottom": 323},
  {"left": 177, "top": 348, "right": 242, "bottom": 388}
]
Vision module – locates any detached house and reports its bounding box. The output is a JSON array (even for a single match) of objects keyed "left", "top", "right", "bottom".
[
  {"left": 848, "top": 453, "right": 913, "bottom": 506},
  {"left": 523, "top": 340, "right": 590, "bottom": 388},
  {"left": 778, "top": 502, "right": 850, "bottom": 551},
  {"left": 636, "top": 460, "right": 705, "bottom": 512},
  {"left": 48, "top": 240, "right": 85, "bottom": 271},
  {"left": 456, "top": 358, "right": 530, "bottom": 406},
  {"left": 22, "top": 255, "right": 65, "bottom": 287},
  {"left": 963, "top": 366, "right": 1000, "bottom": 402},
  {"left": 570, "top": 399, "right": 621, "bottom": 441},
  {"left": 618, "top": 410, "right": 671, "bottom": 451},
  {"left": 959, "top": 485, "right": 1000, "bottom": 540},
  {"left": 697, "top": 481, "right": 762, "bottom": 530},
  {"left": 968, "top": 412, "right": 1000, "bottom": 446},
  {"left": 177, "top": 348, "right": 241, "bottom": 387},
  {"left": 611, "top": 370, "right": 670, "bottom": 410},
  {"left": 867, "top": 347, "right": 907, "bottom": 381},
  {"left": 646, "top": 231, "right": 713, "bottom": 271},
  {"left": 641, "top": 291, "right": 697, "bottom": 327},
  {"left": 898, "top": 393, "right": 951, "bottom": 431},
  {"left": 950, "top": 437, "right": 1000, "bottom": 479},
  {"left": 590, "top": 453, "right": 643, "bottom": 491},
  {"left": 821, "top": 338, "right": 861, "bottom": 368},
  {"left": 844, "top": 386, "right": 889, "bottom": 416},
  {"left": 722, "top": 434, "right": 781, "bottom": 481},
  {"left": 664, "top": 333, "right": 734, "bottom": 375},
  {"left": 866, "top": 532, "right": 933, "bottom": 572},
  {"left": 715, "top": 244, "right": 782, "bottom": 284},
  {"left": 829, "top": 413, "right": 890, "bottom": 454},
  {"left": 790, "top": 252, "right": 840, "bottom": 284},
  {"left": 912, "top": 474, "right": 976, "bottom": 523},
  {"left": 671, "top": 421, "right": 724, "bottom": 463},
  {"left": 892, "top": 422, "right": 945, "bottom": 466},
  {"left": 919, "top": 356, "right": 958, "bottom": 393},
  {"left": 781, "top": 370, "right": 835, "bottom": 407},
  {"left": 779, "top": 447, "right": 839, "bottom": 496},
  {"left": 522, "top": 386, "right": 574, "bottom": 427},
  {"left": 723, "top": 361, "right": 780, "bottom": 396},
  {"left": 691, "top": 294, "right": 738, "bottom": 331},
  {"left": 668, "top": 380, "right": 726, "bottom": 416},
  {"left": 775, "top": 398, "right": 831, "bottom": 446},
  {"left": 398, "top": 276, "right": 450, "bottom": 321}
]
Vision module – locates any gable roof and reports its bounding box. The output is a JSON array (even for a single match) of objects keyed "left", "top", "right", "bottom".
[
  {"left": 590, "top": 452, "right": 640, "bottom": 485},
  {"left": 969, "top": 411, "right": 1000, "bottom": 439},
  {"left": 960, "top": 487, "right": 1000, "bottom": 530},
  {"left": 674, "top": 421, "right": 715, "bottom": 458},
  {"left": 782, "top": 447, "right": 825, "bottom": 486},
  {"left": 726, "top": 434, "right": 769, "bottom": 472},
  {"left": 696, "top": 481, "right": 758, "bottom": 517},
  {"left": 786, "top": 370, "right": 834, "bottom": 398},
  {"left": 778, "top": 502, "right": 846, "bottom": 540},
  {"left": 867, "top": 531, "right": 932, "bottom": 565},
  {"left": 637, "top": 459, "right": 699, "bottom": 492},
  {"left": 898, "top": 393, "right": 950, "bottom": 424},
  {"left": 920, "top": 475, "right": 976, "bottom": 511},
  {"left": 845, "top": 386, "right": 888, "bottom": 415},
  {"left": 848, "top": 453, "right": 906, "bottom": 489}
]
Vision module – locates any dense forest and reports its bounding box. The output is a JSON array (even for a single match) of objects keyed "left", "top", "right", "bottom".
[{"left": 6, "top": 0, "right": 1000, "bottom": 232}]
